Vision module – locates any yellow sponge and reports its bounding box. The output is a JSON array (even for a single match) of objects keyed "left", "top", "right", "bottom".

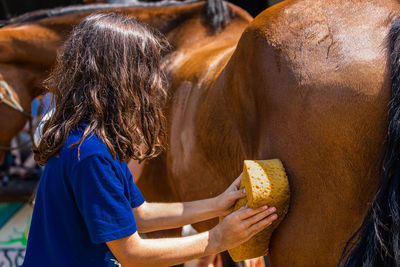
[{"left": 225, "top": 159, "right": 290, "bottom": 262}]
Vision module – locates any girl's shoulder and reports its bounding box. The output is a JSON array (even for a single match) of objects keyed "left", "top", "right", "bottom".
[{"left": 61, "top": 128, "right": 112, "bottom": 165}]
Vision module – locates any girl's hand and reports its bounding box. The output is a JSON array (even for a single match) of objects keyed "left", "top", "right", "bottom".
[
  {"left": 209, "top": 205, "right": 278, "bottom": 253},
  {"left": 214, "top": 174, "right": 246, "bottom": 216}
]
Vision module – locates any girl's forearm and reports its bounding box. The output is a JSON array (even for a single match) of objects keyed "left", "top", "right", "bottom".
[
  {"left": 134, "top": 199, "right": 220, "bottom": 233},
  {"left": 108, "top": 231, "right": 220, "bottom": 267},
  {"left": 111, "top": 204, "right": 277, "bottom": 267}
]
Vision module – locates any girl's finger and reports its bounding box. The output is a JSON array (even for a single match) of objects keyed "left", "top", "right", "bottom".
[
  {"left": 237, "top": 205, "right": 269, "bottom": 220},
  {"left": 231, "top": 188, "right": 246, "bottom": 200},
  {"left": 243, "top": 207, "right": 276, "bottom": 227},
  {"left": 248, "top": 213, "right": 278, "bottom": 235},
  {"left": 231, "top": 174, "right": 242, "bottom": 188}
]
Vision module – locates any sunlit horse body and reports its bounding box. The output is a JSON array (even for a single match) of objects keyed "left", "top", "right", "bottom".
[
  {"left": 2, "top": 0, "right": 400, "bottom": 266},
  {"left": 224, "top": 1, "right": 400, "bottom": 265}
]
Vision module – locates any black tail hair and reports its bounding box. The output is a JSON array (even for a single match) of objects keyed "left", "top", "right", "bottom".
[
  {"left": 338, "top": 17, "right": 400, "bottom": 267},
  {"left": 205, "top": 0, "right": 231, "bottom": 31}
]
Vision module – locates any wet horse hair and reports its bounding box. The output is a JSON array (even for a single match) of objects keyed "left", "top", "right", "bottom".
[
  {"left": 339, "top": 16, "right": 400, "bottom": 267},
  {"left": 0, "top": 0, "right": 231, "bottom": 30}
]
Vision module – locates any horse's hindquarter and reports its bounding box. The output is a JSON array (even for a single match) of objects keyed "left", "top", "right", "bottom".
[{"left": 225, "top": 0, "right": 398, "bottom": 265}]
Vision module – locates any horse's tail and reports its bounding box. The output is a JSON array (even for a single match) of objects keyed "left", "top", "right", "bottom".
[
  {"left": 205, "top": 0, "right": 231, "bottom": 31},
  {"left": 338, "top": 17, "right": 400, "bottom": 267}
]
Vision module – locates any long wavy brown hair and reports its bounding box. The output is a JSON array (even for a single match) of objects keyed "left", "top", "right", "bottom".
[{"left": 33, "top": 13, "right": 169, "bottom": 165}]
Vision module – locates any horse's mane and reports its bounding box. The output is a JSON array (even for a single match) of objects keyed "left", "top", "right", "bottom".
[{"left": 0, "top": 0, "right": 230, "bottom": 30}]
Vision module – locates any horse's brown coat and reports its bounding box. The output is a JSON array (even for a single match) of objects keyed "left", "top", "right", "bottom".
[
  {"left": 1, "top": 0, "right": 399, "bottom": 265},
  {"left": 218, "top": 0, "right": 395, "bottom": 265},
  {"left": 157, "top": 0, "right": 399, "bottom": 265}
]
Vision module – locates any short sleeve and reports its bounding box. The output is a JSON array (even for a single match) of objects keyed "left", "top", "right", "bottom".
[
  {"left": 123, "top": 163, "right": 145, "bottom": 208},
  {"left": 70, "top": 155, "right": 137, "bottom": 244}
]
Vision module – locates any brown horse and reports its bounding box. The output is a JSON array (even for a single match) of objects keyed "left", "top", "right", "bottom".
[
  {"left": 211, "top": 0, "right": 399, "bottom": 266},
  {"left": 2, "top": 0, "right": 400, "bottom": 266},
  {"left": 143, "top": 0, "right": 400, "bottom": 265}
]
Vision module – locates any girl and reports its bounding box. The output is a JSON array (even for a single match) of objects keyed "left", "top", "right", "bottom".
[{"left": 22, "top": 13, "right": 277, "bottom": 267}]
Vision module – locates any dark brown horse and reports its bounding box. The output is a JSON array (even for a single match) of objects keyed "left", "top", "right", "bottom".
[{"left": 2, "top": 0, "right": 400, "bottom": 266}]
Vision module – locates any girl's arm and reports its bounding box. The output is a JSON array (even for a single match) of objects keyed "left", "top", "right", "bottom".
[
  {"left": 108, "top": 205, "right": 278, "bottom": 267},
  {"left": 133, "top": 175, "right": 246, "bottom": 233}
]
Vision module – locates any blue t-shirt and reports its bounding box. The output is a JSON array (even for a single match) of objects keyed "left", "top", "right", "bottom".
[{"left": 21, "top": 125, "right": 145, "bottom": 267}]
